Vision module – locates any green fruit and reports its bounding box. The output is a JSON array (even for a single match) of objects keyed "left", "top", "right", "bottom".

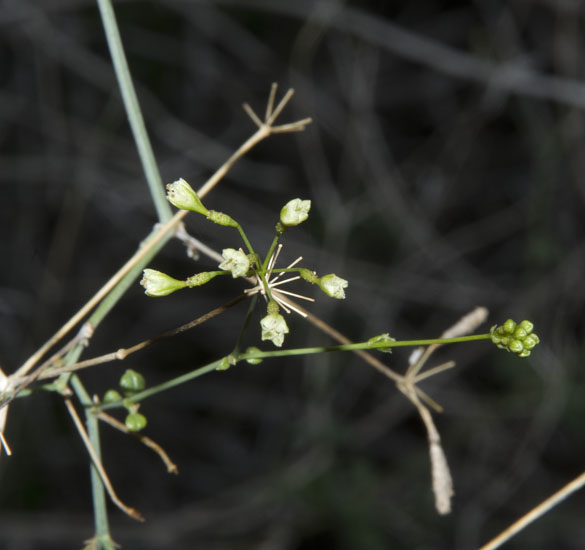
[
  {"left": 125, "top": 412, "right": 147, "bottom": 432},
  {"left": 120, "top": 369, "right": 146, "bottom": 393}
]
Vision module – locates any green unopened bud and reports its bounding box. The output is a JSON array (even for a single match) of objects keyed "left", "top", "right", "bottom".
[
  {"left": 280, "top": 199, "right": 311, "bottom": 227},
  {"left": 166, "top": 178, "right": 209, "bottom": 215},
  {"left": 141, "top": 269, "right": 187, "bottom": 297},
  {"left": 103, "top": 389, "right": 122, "bottom": 403},
  {"left": 319, "top": 274, "right": 348, "bottom": 299},
  {"left": 219, "top": 248, "right": 251, "bottom": 278},
  {"left": 186, "top": 271, "right": 221, "bottom": 287},
  {"left": 490, "top": 319, "right": 539, "bottom": 358},
  {"left": 125, "top": 412, "right": 147, "bottom": 432},
  {"left": 207, "top": 210, "right": 238, "bottom": 227},
  {"left": 260, "top": 312, "right": 289, "bottom": 347},
  {"left": 367, "top": 333, "right": 395, "bottom": 353},
  {"left": 120, "top": 369, "right": 146, "bottom": 393},
  {"left": 244, "top": 347, "right": 263, "bottom": 365}
]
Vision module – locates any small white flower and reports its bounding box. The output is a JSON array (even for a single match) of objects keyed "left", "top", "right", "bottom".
[
  {"left": 260, "top": 313, "right": 289, "bottom": 347},
  {"left": 280, "top": 198, "right": 311, "bottom": 227},
  {"left": 319, "top": 274, "right": 348, "bottom": 299},
  {"left": 141, "top": 269, "right": 187, "bottom": 297},
  {"left": 219, "top": 248, "right": 250, "bottom": 278},
  {"left": 166, "top": 178, "right": 209, "bottom": 215}
]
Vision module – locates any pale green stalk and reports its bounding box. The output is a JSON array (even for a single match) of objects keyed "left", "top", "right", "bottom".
[
  {"left": 96, "top": 333, "right": 492, "bottom": 410},
  {"left": 96, "top": 0, "right": 171, "bottom": 223}
]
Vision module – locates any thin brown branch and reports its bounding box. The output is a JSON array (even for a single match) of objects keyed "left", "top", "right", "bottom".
[
  {"left": 64, "top": 398, "right": 144, "bottom": 522},
  {"left": 13, "top": 294, "right": 249, "bottom": 385},
  {"left": 98, "top": 412, "right": 178, "bottom": 474},
  {"left": 478, "top": 468, "right": 585, "bottom": 550}
]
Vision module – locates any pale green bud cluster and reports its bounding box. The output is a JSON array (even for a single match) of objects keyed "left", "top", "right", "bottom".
[{"left": 490, "top": 319, "right": 540, "bottom": 358}]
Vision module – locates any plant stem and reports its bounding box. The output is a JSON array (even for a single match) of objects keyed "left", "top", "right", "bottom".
[
  {"left": 96, "top": 0, "right": 172, "bottom": 223},
  {"left": 66, "top": 345, "right": 116, "bottom": 550},
  {"left": 98, "top": 359, "right": 224, "bottom": 410},
  {"left": 96, "top": 334, "right": 491, "bottom": 409},
  {"left": 238, "top": 333, "right": 493, "bottom": 360}
]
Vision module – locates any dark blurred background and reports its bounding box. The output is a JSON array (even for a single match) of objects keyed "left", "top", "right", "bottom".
[{"left": 1, "top": 0, "right": 585, "bottom": 549}]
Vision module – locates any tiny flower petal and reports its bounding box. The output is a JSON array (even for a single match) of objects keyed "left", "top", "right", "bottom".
[
  {"left": 219, "top": 248, "right": 250, "bottom": 278},
  {"left": 141, "top": 269, "right": 187, "bottom": 297},
  {"left": 260, "top": 313, "right": 289, "bottom": 347},
  {"left": 280, "top": 199, "right": 311, "bottom": 227},
  {"left": 166, "top": 178, "right": 209, "bottom": 215},
  {"left": 319, "top": 274, "right": 348, "bottom": 299}
]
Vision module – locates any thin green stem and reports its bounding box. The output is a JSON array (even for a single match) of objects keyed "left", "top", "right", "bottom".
[
  {"left": 262, "top": 234, "right": 281, "bottom": 271},
  {"left": 96, "top": 0, "right": 171, "bottom": 223},
  {"left": 97, "top": 359, "right": 224, "bottom": 411},
  {"left": 94, "top": 334, "right": 492, "bottom": 410},
  {"left": 68, "top": 351, "right": 116, "bottom": 550},
  {"left": 252, "top": 234, "right": 282, "bottom": 305},
  {"left": 232, "top": 295, "right": 259, "bottom": 356},
  {"left": 238, "top": 333, "right": 493, "bottom": 361},
  {"left": 235, "top": 224, "right": 256, "bottom": 259}
]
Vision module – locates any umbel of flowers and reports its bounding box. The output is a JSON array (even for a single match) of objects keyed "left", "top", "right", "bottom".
[{"left": 140, "top": 178, "right": 348, "bottom": 348}]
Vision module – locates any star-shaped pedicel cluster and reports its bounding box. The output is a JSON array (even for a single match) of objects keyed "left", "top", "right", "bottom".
[{"left": 245, "top": 244, "right": 315, "bottom": 318}]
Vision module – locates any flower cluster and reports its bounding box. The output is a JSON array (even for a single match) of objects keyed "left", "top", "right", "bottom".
[
  {"left": 490, "top": 319, "right": 540, "bottom": 358},
  {"left": 142, "top": 180, "right": 349, "bottom": 348}
]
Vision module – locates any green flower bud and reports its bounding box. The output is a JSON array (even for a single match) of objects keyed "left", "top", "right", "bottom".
[
  {"left": 125, "top": 412, "right": 147, "bottom": 432},
  {"left": 367, "top": 333, "right": 395, "bottom": 353},
  {"left": 523, "top": 334, "right": 540, "bottom": 350},
  {"left": 103, "top": 389, "right": 122, "bottom": 403},
  {"left": 280, "top": 199, "right": 311, "bottom": 227},
  {"left": 219, "top": 248, "right": 251, "bottom": 278},
  {"left": 244, "top": 347, "right": 263, "bottom": 365},
  {"left": 186, "top": 271, "right": 221, "bottom": 287},
  {"left": 490, "top": 320, "right": 539, "bottom": 357},
  {"left": 141, "top": 269, "right": 187, "bottom": 297},
  {"left": 166, "top": 178, "right": 209, "bottom": 215},
  {"left": 120, "top": 369, "right": 146, "bottom": 393},
  {"left": 319, "top": 274, "right": 348, "bottom": 299},
  {"left": 260, "top": 312, "right": 289, "bottom": 347},
  {"left": 509, "top": 339, "right": 524, "bottom": 354},
  {"left": 206, "top": 210, "right": 238, "bottom": 227}
]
